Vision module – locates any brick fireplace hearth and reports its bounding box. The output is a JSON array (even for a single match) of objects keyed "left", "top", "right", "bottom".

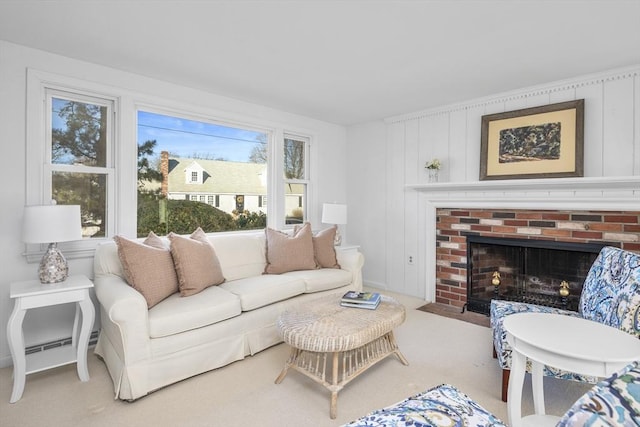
[{"left": 435, "top": 209, "right": 640, "bottom": 310}]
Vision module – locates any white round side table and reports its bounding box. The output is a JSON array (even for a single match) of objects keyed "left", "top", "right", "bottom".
[{"left": 504, "top": 312, "right": 640, "bottom": 427}]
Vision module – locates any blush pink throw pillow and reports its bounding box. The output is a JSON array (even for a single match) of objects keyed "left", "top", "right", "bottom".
[
  {"left": 114, "top": 232, "right": 179, "bottom": 308},
  {"left": 168, "top": 228, "right": 225, "bottom": 296},
  {"left": 264, "top": 222, "right": 316, "bottom": 274}
]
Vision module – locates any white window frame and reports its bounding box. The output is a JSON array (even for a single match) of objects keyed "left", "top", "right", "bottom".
[
  {"left": 25, "top": 69, "right": 318, "bottom": 262},
  {"left": 25, "top": 69, "right": 119, "bottom": 261},
  {"left": 135, "top": 104, "right": 282, "bottom": 229},
  {"left": 283, "top": 133, "right": 311, "bottom": 226}
]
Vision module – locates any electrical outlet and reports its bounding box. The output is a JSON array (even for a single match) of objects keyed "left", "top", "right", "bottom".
[{"left": 408, "top": 255, "right": 414, "bottom": 265}]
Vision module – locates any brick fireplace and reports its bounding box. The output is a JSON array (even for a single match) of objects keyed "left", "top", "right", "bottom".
[{"left": 434, "top": 209, "right": 640, "bottom": 311}]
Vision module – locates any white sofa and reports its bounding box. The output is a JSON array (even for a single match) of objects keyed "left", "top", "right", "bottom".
[{"left": 93, "top": 231, "right": 364, "bottom": 400}]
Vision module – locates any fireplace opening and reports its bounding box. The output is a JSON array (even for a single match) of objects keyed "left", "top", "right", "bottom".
[{"left": 465, "top": 236, "right": 607, "bottom": 315}]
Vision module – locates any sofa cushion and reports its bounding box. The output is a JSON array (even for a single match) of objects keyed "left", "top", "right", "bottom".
[
  {"left": 209, "top": 233, "right": 266, "bottom": 281},
  {"left": 283, "top": 268, "right": 352, "bottom": 293},
  {"left": 148, "top": 285, "right": 242, "bottom": 338},
  {"left": 264, "top": 222, "right": 316, "bottom": 274},
  {"left": 219, "top": 275, "right": 306, "bottom": 311},
  {"left": 169, "top": 228, "right": 225, "bottom": 296},
  {"left": 114, "top": 232, "right": 179, "bottom": 308}
]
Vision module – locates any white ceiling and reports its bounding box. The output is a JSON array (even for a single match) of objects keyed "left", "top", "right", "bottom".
[{"left": 1, "top": 0, "right": 639, "bottom": 125}]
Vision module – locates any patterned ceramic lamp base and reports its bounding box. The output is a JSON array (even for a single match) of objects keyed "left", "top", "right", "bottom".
[{"left": 39, "top": 243, "right": 69, "bottom": 284}]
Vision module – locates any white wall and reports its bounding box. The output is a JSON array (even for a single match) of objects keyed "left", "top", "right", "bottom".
[
  {"left": 0, "top": 41, "right": 348, "bottom": 368},
  {"left": 347, "top": 66, "right": 640, "bottom": 299}
]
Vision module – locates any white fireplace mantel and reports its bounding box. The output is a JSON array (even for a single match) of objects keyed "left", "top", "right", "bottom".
[
  {"left": 407, "top": 176, "right": 640, "bottom": 210},
  {"left": 407, "top": 175, "right": 639, "bottom": 194},
  {"left": 408, "top": 175, "right": 639, "bottom": 302}
]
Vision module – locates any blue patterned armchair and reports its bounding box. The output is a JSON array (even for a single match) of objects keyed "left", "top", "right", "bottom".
[{"left": 490, "top": 246, "right": 640, "bottom": 401}]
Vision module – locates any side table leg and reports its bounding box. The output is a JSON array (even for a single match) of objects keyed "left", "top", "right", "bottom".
[
  {"left": 71, "top": 302, "right": 80, "bottom": 348},
  {"left": 7, "top": 301, "right": 27, "bottom": 403},
  {"left": 76, "top": 292, "right": 95, "bottom": 382},
  {"left": 507, "top": 350, "right": 526, "bottom": 427},
  {"left": 531, "top": 360, "right": 545, "bottom": 415}
]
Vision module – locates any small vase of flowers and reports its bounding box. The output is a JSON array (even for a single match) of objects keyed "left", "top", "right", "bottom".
[{"left": 425, "top": 159, "right": 441, "bottom": 182}]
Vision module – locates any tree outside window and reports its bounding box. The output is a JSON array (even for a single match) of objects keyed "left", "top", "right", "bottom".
[{"left": 49, "top": 94, "right": 113, "bottom": 238}]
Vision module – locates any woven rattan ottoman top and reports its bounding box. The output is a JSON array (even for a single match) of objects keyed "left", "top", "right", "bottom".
[{"left": 276, "top": 294, "right": 406, "bottom": 353}]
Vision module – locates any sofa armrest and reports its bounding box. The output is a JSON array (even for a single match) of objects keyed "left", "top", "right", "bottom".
[
  {"left": 94, "top": 274, "right": 151, "bottom": 364},
  {"left": 337, "top": 250, "right": 365, "bottom": 291}
]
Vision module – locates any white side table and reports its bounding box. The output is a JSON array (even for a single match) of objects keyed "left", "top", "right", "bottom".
[
  {"left": 504, "top": 312, "right": 640, "bottom": 427},
  {"left": 7, "top": 275, "right": 95, "bottom": 403}
]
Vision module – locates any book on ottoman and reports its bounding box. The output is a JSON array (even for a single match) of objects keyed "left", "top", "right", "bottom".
[{"left": 341, "top": 291, "right": 381, "bottom": 309}]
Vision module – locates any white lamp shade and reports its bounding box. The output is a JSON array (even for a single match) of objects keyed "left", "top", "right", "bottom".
[
  {"left": 321, "top": 203, "right": 347, "bottom": 225},
  {"left": 22, "top": 205, "right": 82, "bottom": 244}
]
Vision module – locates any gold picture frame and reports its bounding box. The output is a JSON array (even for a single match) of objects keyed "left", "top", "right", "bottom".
[{"left": 480, "top": 100, "right": 584, "bottom": 180}]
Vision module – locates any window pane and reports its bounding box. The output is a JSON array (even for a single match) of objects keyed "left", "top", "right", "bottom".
[
  {"left": 52, "top": 172, "right": 107, "bottom": 238},
  {"left": 137, "top": 111, "right": 268, "bottom": 236},
  {"left": 284, "top": 138, "right": 305, "bottom": 179},
  {"left": 51, "top": 98, "right": 107, "bottom": 167},
  {"left": 285, "top": 183, "right": 306, "bottom": 225}
]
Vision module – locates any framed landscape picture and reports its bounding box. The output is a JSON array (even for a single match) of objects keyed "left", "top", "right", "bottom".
[{"left": 480, "top": 99, "right": 584, "bottom": 180}]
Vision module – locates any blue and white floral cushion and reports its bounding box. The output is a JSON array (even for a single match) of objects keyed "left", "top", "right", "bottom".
[
  {"left": 556, "top": 361, "right": 640, "bottom": 427},
  {"left": 491, "top": 246, "right": 640, "bottom": 383},
  {"left": 490, "top": 300, "right": 593, "bottom": 381},
  {"left": 341, "top": 384, "right": 507, "bottom": 427}
]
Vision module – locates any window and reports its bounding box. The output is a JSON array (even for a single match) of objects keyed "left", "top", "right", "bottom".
[
  {"left": 284, "top": 135, "right": 309, "bottom": 225},
  {"left": 26, "top": 70, "right": 316, "bottom": 260},
  {"left": 48, "top": 90, "right": 115, "bottom": 238},
  {"left": 137, "top": 110, "right": 269, "bottom": 236}
]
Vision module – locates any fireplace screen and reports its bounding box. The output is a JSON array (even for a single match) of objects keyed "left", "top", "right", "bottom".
[{"left": 465, "top": 236, "right": 605, "bottom": 315}]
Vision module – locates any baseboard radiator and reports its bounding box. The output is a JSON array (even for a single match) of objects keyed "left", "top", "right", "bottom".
[{"left": 25, "top": 329, "right": 100, "bottom": 355}]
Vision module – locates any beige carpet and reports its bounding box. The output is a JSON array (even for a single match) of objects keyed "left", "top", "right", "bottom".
[{"left": 0, "top": 290, "right": 590, "bottom": 427}]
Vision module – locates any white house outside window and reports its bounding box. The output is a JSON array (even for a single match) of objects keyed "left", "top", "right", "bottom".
[{"left": 136, "top": 110, "right": 270, "bottom": 237}]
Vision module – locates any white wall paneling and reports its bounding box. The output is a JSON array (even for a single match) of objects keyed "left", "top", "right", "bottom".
[
  {"left": 349, "top": 65, "right": 640, "bottom": 300},
  {"left": 603, "top": 77, "right": 635, "bottom": 176},
  {"left": 404, "top": 119, "right": 420, "bottom": 297},
  {"left": 385, "top": 122, "right": 405, "bottom": 292}
]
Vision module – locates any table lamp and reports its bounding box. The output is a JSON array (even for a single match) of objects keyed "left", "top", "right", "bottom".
[
  {"left": 321, "top": 203, "right": 347, "bottom": 246},
  {"left": 22, "top": 204, "right": 82, "bottom": 284}
]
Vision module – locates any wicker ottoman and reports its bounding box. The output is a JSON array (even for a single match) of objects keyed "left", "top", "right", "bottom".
[{"left": 274, "top": 294, "right": 408, "bottom": 419}]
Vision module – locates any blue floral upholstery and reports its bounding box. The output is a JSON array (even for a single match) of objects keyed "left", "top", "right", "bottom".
[
  {"left": 341, "top": 384, "right": 507, "bottom": 427},
  {"left": 490, "top": 301, "right": 594, "bottom": 382},
  {"left": 342, "top": 362, "right": 640, "bottom": 427},
  {"left": 491, "top": 246, "right": 640, "bottom": 387},
  {"left": 557, "top": 361, "right": 640, "bottom": 427}
]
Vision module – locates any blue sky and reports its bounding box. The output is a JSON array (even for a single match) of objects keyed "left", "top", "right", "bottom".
[
  {"left": 51, "top": 98, "right": 267, "bottom": 164},
  {"left": 137, "top": 111, "right": 267, "bottom": 162}
]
